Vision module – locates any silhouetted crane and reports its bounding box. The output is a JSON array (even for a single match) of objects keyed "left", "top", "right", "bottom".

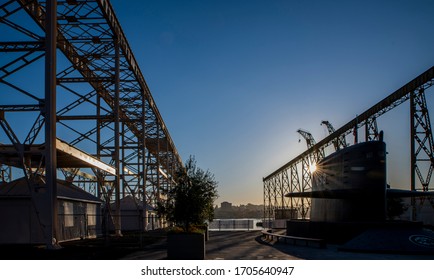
[
  {"left": 321, "top": 120, "right": 348, "bottom": 151},
  {"left": 297, "top": 129, "right": 316, "bottom": 149},
  {"left": 297, "top": 129, "right": 325, "bottom": 162}
]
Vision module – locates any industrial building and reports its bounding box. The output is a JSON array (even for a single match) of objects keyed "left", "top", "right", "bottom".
[{"left": 0, "top": 176, "right": 101, "bottom": 244}]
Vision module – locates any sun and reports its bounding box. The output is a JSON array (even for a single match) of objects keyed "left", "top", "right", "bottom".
[{"left": 309, "top": 162, "right": 317, "bottom": 173}]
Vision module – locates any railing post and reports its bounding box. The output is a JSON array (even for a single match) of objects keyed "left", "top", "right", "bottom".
[{"left": 84, "top": 213, "right": 88, "bottom": 238}]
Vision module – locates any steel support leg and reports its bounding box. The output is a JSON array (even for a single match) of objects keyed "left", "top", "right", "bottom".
[
  {"left": 44, "top": 0, "right": 59, "bottom": 249},
  {"left": 114, "top": 40, "right": 122, "bottom": 236}
]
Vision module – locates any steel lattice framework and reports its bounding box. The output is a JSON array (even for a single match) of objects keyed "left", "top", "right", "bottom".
[
  {"left": 263, "top": 66, "right": 434, "bottom": 223},
  {"left": 0, "top": 0, "right": 183, "bottom": 246}
]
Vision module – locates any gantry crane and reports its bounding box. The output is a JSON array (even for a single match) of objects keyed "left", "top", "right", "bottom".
[
  {"left": 297, "top": 129, "right": 325, "bottom": 163},
  {"left": 321, "top": 120, "right": 348, "bottom": 151},
  {"left": 297, "top": 129, "right": 316, "bottom": 149}
]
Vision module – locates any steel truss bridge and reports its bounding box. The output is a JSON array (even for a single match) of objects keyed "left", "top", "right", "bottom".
[
  {"left": 0, "top": 0, "right": 183, "bottom": 246},
  {"left": 263, "top": 66, "right": 434, "bottom": 222}
]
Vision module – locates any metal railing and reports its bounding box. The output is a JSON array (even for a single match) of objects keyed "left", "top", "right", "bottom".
[
  {"left": 208, "top": 219, "right": 263, "bottom": 231},
  {"left": 57, "top": 213, "right": 163, "bottom": 242}
]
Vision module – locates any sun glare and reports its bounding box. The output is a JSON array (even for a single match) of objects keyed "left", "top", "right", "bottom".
[{"left": 309, "top": 162, "right": 317, "bottom": 173}]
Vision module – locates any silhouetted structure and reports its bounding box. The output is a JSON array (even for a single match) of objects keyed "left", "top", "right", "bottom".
[
  {"left": 263, "top": 67, "right": 434, "bottom": 248},
  {"left": 0, "top": 0, "right": 183, "bottom": 247},
  {"left": 0, "top": 176, "right": 101, "bottom": 244}
]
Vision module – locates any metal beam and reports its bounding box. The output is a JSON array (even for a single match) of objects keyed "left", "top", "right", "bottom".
[
  {"left": 62, "top": 167, "right": 97, "bottom": 181},
  {"left": 57, "top": 115, "right": 113, "bottom": 121},
  {"left": 18, "top": 0, "right": 182, "bottom": 174},
  {"left": 56, "top": 138, "right": 116, "bottom": 175},
  {"left": 0, "top": 104, "right": 43, "bottom": 111},
  {"left": 0, "top": 41, "right": 44, "bottom": 52},
  {"left": 96, "top": 0, "right": 182, "bottom": 168}
]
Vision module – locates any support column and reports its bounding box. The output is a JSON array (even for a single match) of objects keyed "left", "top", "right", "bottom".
[
  {"left": 410, "top": 91, "right": 416, "bottom": 192},
  {"left": 44, "top": 0, "right": 59, "bottom": 249},
  {"left": 142, "top": 99, "right": 148, "bottom": 230},
  {"left": 114, "top": 39, "right": 122, "bottom": 236},
  {"left": 96, "top": 94, "right": 101, "bottom": 198},
  {"left": 354, "top": 116, "right": 358, "bottom": 144},
  {"left": 410, "top": 90, "right": 417, "bottom": 221},
  {"left": 156, "top": 125, "right": 162, "bottom": 227}
]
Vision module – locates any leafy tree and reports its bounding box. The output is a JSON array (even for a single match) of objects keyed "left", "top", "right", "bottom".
[{"left": 158, "top": 156, "right": 218, "bottom": 232}]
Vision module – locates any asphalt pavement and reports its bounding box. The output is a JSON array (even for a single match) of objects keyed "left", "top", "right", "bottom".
[{"left": 122, "top": 230, "right": 434, "bottom": 260}]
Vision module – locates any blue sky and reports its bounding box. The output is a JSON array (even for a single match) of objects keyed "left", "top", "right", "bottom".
[
  {"left": 109, "top": 0, "right": 434, "bottom": 205},
  {"left": 2, "top": 0, "right": 431, "bottom": 206}
]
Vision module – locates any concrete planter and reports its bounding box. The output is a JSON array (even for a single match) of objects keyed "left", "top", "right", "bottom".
[
  {"left": 167, "top": 232, "right": 205, "bottom": 260},
  {"left": 197, "top": 225, "right": 209, "bottom": 241}
]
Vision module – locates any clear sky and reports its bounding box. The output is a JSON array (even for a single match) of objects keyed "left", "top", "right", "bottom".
[{"left": 108, "top": 0, "right": 434, "bottom": 206}]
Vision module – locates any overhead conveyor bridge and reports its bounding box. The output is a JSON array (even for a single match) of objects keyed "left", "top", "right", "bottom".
[{"left": 0, "top": 0, "right": 183, "bottom": 246}]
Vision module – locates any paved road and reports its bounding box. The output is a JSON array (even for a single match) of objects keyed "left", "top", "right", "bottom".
[
  {"left": 123, "top": 231, "right": 434, "bottom": 260},
  {"left": 123, "top": 231, "right": 299, "bottom": 260},
  {"left": 206, "top": 231, "right": 299, "bottom": 260}
]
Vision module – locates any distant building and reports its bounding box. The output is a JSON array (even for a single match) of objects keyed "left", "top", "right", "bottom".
[
  {"left": 220, "top": 201, "right": 232, "bottom": 210},
  {"left": 214, "top": 202, "right": 264, "bottom": 219}
]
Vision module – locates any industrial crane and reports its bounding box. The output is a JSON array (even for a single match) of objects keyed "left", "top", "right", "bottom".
[
  {"left": 321, "top": 120, "right": 348, "bottom": 151},
  {"left": 297, "top": 129, "right": 325, "bottom": 163},
  {"left": 297, "top": 129, "right": 316, "bottom": 149}
]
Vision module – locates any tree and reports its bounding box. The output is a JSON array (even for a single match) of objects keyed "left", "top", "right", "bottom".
[{"left": 158, "top": 156, "right": 218, "bottom": 232}]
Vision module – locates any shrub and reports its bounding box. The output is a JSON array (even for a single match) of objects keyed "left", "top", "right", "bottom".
[{"left": 158, "top": 156, "right": 218, "bottom": 232}]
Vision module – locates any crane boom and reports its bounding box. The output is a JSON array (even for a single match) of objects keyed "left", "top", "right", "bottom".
[
  {"left": 297, "top": 129, "right": 316, "bottom": 149},
  {"left": 321, "top": 120, "right": 348, "bottom": 151},
  {"left": 297, "top": 129, "right": 324, "bottom": 162}
]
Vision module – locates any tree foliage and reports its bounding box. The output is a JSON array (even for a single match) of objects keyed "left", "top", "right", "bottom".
[{"left": 158, "top": 156, "right": 218, "bottom": 232}]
